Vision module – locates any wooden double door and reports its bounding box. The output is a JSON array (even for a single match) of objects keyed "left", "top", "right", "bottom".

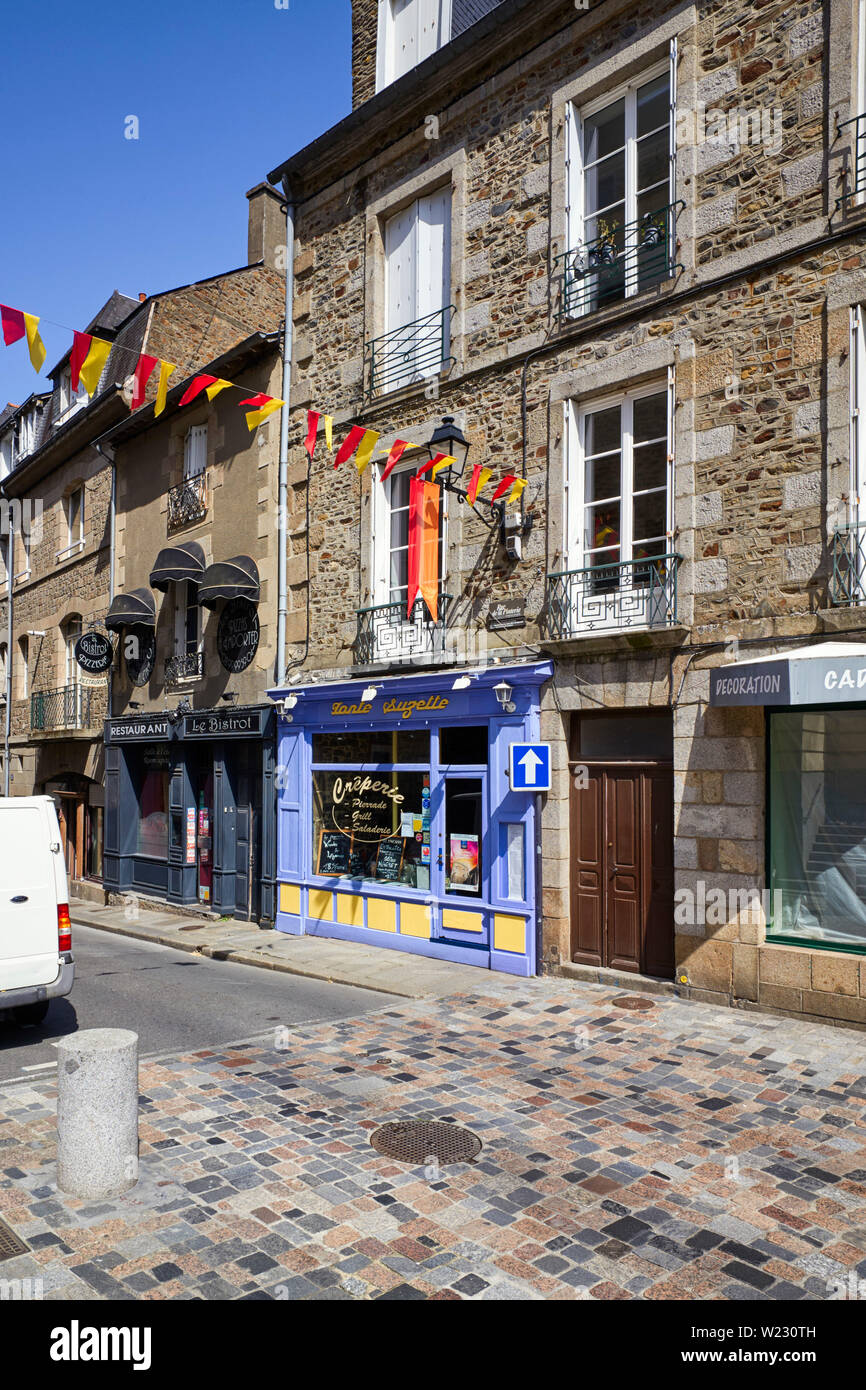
[{"left": 570, "top": 762, "right": 674, "bottom": 978}]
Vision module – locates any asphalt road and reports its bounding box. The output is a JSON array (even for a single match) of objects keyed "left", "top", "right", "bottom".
[{"left": 0, "top": 924, "right": 394, "bottom": 1084}]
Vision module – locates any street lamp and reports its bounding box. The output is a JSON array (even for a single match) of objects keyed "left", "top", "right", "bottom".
[{"left": 426, "top": 415, "right": 504, "bottom": 523}]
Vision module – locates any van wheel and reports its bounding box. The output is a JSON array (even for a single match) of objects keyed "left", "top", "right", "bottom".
[{"left": 13, "top": 1002, "right": 49, "bottom": 1026}]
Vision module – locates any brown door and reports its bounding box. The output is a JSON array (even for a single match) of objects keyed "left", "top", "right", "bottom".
[{"left": 570, "top": 763, "right": 674, "bottom": 978}]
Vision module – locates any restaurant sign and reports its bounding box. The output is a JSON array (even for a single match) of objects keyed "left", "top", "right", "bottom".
[
  {"left": 109, "top": 716, "right": 171, "bottom": 742},
  {"left": 183, "top": 709, "right": 265, "bottom": 739},
  {"left": 330, "top": 695, "right": 450, "bottom": 721},
  {"left": 330, "top": 773, "right": 404, "bottom": 844},
  {"left": 74, "top": 631, "right": 113, "bottom": 675},
  {"left": 217, "top": 599, "right": 260, "bottom": 674}
]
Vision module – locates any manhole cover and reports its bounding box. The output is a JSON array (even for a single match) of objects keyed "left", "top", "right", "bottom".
[
  {"left": 612, "top": 994, "right": 656, "bottom": 1011},
  {"left": 370, "top": 1120, "right": 482, "bottom": 1166},
  {"left": 0, "top": 1216, "right": 28, "bottom": 1262}
]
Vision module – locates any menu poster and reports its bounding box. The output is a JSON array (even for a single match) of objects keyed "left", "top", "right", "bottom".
[
  {"left": 449, "top": 835, "right": 479, "bottom": 892},
  {"left": 317, "top": 829, "right": 351, "bottom": 877},
  {"left": 375, "top": 836, "right": 405, "bottom": 883},
  {"left": 185, "top": 808, "right": 197, "bottom": 866}
]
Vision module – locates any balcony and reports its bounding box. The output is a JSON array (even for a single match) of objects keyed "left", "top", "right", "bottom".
[
  {"left": 356, "top": 594, "right": 452, "bottom": 666},
  {"left": 555, "top": 202, "right": 683, "bottom": 321},
  {"left": 545, "top": 555, "right": 682, "bottom": 639},
  {"left": 165, "top": 651, "right": 204, "bottom": 686},
  {"left": 368, "top": 306, "right": 453, "bottom": 396},
  {"left": 168, "top": 473, "right": 208, "bottom": 532},
  {"left": 30, "top": 683, "right": 95, "bottom": 733},
  {"left": 831, "top": 524, "right": 866, "bottom": 605},
  {"left": 836, "top": 113, "right": 866, "bottom": 213}
]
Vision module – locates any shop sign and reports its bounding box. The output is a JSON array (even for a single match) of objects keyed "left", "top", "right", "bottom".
[
  {"left": 217, "top": 599, "right": 260, "bottom": 674},
  {"left": 124, "top": 631, "right": 156, "bottom": 688},
  {"left": 330, "top": 773, "right": 404, "bottom": 843},
  {"left": 710, "top": 654, "right": 866, "bottom": 707},
  {"left": 110, "top": 716, "right": 170, "bottom": 742},
  {"left": 330, "top": 695, "right": 450, "bottom": 721},
  {"left": 487, "top": 598, "right": 525, "bottom": 631},
  {"left": 183, "top": 709, "right": 264, "bottom": 739},
  {"left": 74, "top": 631, "right": 113, "bottom": 675}
]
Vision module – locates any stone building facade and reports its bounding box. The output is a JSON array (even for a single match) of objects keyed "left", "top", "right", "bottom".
[{"left": 265, "top": 0, "right": 866, "bottom": 1022}]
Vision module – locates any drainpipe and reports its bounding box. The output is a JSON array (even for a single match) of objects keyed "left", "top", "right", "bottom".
[
  {"left": 3, "top": 531, "right": 11, "bottom": 796},
  {"left": 276, "top": 178, "right": 296, "bottom": 688},
  {"left": 94, "top": 442, "right": 116, "bottom": 721}
]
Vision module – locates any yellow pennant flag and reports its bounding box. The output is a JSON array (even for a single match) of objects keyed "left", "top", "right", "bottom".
[
  {"left": 355, "top": 429, "right": 380, "bottom": 475},
  {"left": 205, "top": 379, "right": 233, "bottom": 401},
  {"left": 23, "top": 313, "right": 46, "bottom": 372},
  {"left": 78, "top": 337, "right": 112, "bottom": 398},
  {"left": 154, "top": 361, "right": 176, "bottom": 417},
  {"left": 431, "top": 455, "right": 455, "bottom": 482},
  {"left": 467, "top": 465, "right": 493, "bottom": 505},
  {"left": 509, "top": 477, "right": 528, "bottom": 504},
  {"left": 324, "top": 415, "right": 333, "bottom": 451},
  {"left": 244, "top": 398, "right": 284, "bottom": 431}
]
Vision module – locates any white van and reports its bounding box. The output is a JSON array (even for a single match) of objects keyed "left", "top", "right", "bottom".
[{"left": 0, "top": 796, "right": 74, "bottom": 1026}]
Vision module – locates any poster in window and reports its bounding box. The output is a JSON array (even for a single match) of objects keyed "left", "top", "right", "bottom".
[
  {"left": 316, "top": 829, "right": 352, "bottom": 877},
  {"left": 449, "top": 835, "right": 479, "bottom": 892}
]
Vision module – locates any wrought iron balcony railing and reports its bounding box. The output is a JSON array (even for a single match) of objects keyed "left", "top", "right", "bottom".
[
  {"left": 546, "top": 555, "right": 682, "bottom": 638},
  {"left": 368, "top": 306, "right": 453, "bottom": 396},
  {"left": 555, "top": 202, "right": 683, "bottom": 320},
  {"left": 831, "top": 523, "right": 866, "bottom": 605},
  {"left": 31, "top": 683, "right": 94, "bottom": 732},
  {"left": 168, "top": 473, "right": 208, "bottom": 531},
  {"left": 356, "top": 594, "right": 452, "bottom": 666},
  {"left": 836, "top": 112, "right": 866, "bottom": 212},
  {"left": 165, "top": 651, "right": 204, "bottom": 686}
]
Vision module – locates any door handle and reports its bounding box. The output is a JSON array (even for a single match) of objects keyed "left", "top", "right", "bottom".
[
  {"left": 437, "top": 850, "right": 444, "bottom": 869},
  {"left": 11, "top": 895, "right": 28, "bottom": 903}
]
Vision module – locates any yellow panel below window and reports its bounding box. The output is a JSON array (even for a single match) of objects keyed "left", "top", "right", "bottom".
[
  {"left": 494, "top": 913, "right": 526, "bottom": 954},
  {"left": 308, "top": 889, "right": 333, "bottom": 921},
  {"left": 367, "top": 898, "right": 397, "bottom": 933},
  {"left": 400, "top": 902, "right": 432, "bottom": 939},
  {"left": 336, "top": 893, "right": 364, "bottom": 928},
  {"left": 442, "top": 908, "right": 484, "bottom": 934},
  {"left": 280, "top": 883, "right": 301, "bottom": 915}
]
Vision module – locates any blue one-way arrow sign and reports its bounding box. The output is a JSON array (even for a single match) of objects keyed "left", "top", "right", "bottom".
[{"left": 509, "top": 743, "right": 551, "bottom": 792}]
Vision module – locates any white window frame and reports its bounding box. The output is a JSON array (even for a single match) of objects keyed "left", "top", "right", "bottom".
[
  {"left": 183, "top": 424, "right": 208, "bottom": 480},
  {"left": 0, "top": 643, "right": 7, "bottom": 702},
  {"left": 370, "top": 456, "right": 448, "bottom": 656},
  {"left": 564, "top": 378, "right": 674, "bottom": 631},
  {"left": 16, "top": 410, "right": 37, "bottom": 459},
  {"left": 376, "top": 0, "right": 452, "bottom": 92},
  {"left": 565, "top": 48, "right": 676, "bottom": 315},
  {"left": 382, "top": 188, "right": 452, "bottom": 391},
  {"left": 58, "top": 367, "right": 87, "bottom": 421},
  {"left": 172, "top": 580, "right": 203, "bottom": 680},
  {"left": 851, "top": 305, "right": 865, "bottom": 526},
  {"left": 58, "top": 486, "right": 85, "bottom": 562},
  {"left": 19, "top": 636, "right": 28, "bottom": 701},
  {"left": 0, "top": 429, "right": 13, "bottom": 480},
  {"left": 15, "top": 525, "right": 31, "bottom": 583},
  {"left": 64, "top": 617, "right": 82, "bottom": 689}
]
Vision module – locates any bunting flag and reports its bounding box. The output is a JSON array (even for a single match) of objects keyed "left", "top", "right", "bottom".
[
  {"left": 130, "top": 353, "right": 159, "bottom": 411},
  {"left": 407, "top": 478, "right": 441, "bottom": 623},
  {"left": 69, "top": 332, "right": 93, "bottom": 392},
  {"left": 491, "top": 473, "right": 520, "bottom": 503},
  {"left": 179, "top": 375, "right": 218, "bottom": 407},
  {"left": 467, "top": 465, "right": 493, "bottom": 505},
  {"left": 304, "top": 410, "right": 320, "bottom": 459},
  {"left": 242, "top": 395, "right": 284, "bottom": 431},
  {"left": 416, "top": 453, "right": 446, "bottom": 479},
  {"left": 506, "top": 477, "right": 527, "bottom": 504},
  {"left": 354, "top": 429, "right": 380, "bottom": 475},
  {"left": 154, "top": 360, "right": 176, "bottom": 418},
  {"left": 205, "top": 379, "right": 232, "bottom": 401},
  {"left": 379, "top": 440, "right": 408, "bottom": 483},
  {"left": 78, "top": 336, "right": 112, "bottom": 398},
  {"left": 431, "top": 455, "right": 455, "bottom": 482},
  {"left": 0, "top": 305, "right": 46, "bottom": 372},
  {"left": 324, "top": 415, "right": 333, "bottom": 451},
  {"left": 334, "top": 424, "right": 366, "bottom": 469}
]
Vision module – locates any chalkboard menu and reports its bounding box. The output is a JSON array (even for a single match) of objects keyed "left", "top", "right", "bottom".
[
  {"left": 317, "top": 829, "right": 351, "bottom": 877},
  {"left": 375, "top": 836, "right": 404, "bottom": 883}
]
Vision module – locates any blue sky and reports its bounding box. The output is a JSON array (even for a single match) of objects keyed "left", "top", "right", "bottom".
[{"left": 0, "top": 0, "right": 352, "bottom": 409}]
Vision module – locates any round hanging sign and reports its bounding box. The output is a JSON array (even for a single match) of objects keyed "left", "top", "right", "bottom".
[
  {"left": 125, "top": 629, "right": 156, "bottom": 688},
  {"left": 217, "top": 598, "right": 260, "bottom": 674},
  {"left": 74, "top": 631, "right": 113, "bottom": 675}
]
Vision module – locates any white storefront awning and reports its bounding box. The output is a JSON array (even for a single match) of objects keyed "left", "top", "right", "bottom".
[{"left": 709, "top": 642, "right": 866, "bottom": 707}]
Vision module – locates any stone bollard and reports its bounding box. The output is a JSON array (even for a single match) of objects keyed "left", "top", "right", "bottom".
[{"left": 56, "top": 1028, "right": 139, "bottom": 1200}]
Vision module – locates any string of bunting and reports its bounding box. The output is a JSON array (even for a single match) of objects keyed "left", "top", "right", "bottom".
[
  {"left": 0, "top": 300, "right": 284, "bottom": 433},
  {"left": 302, "top": 409, "right": 527, "bottom": 508}
]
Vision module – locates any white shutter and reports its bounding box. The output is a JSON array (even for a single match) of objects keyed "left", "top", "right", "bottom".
[
  {"left": 417, "top": 0, "right": 442, "bottom": 64},
  {"left": 417, "top": 189, "right": 451, "bottom": 371},
  {"left": 667, "top": 363, "right": 676, "bottom": 539},
  {"left": 184, "top": 424, "right": 207, "bottom": 479},
  {"left": 852, "top": 305, "right": 864, "bottom": 523},
  {"left": 392, "top": 0, "right": 417, "bottom": 80},
  {"left": 385, "top": 203, "right": 417, "bottom": 333}
]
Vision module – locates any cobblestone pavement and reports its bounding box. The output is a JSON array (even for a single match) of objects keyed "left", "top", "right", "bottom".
[{"left": 2, "top": 976, "right": 866, "bottom": 1301}]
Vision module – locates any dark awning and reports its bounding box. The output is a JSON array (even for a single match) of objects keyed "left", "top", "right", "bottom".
[
  {"left": 199, "top": 555, "right": 260, "bottom": 609},
  {"left": 149, "top": 540, "right": 206, "bottom": 593},
  {"left": 104, "top": 588, "right": 156, "bottom": 631}
]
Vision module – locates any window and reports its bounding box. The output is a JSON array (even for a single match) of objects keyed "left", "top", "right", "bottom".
[
  {"left": 0, "top": 429, "right": 12, "bottom": 480},
  {"left": 64, "top": 616, "right": 82, "bottom": 686},
  {"left": 377, "top": 0, "right": 451, "bottom": 90},
  {"left": 58, "top": 368, "right": 87, "bottom": 419},
  {"left": 769, "top": 710, "right": 866, "bottom": 951},
  {"left": 16, "top": 410, "right": 37, "bottom": 459},
  {"left": 18, "top": 635, "right": 28, "bottom": 700},
  {"left": 565, "top": 56, "right": 675, "bottom": 316},
  {"left": 137, "top": 766, "right": 169, "bottom": 859},
  {"left": 564, "top": 381, "right": 674, "bottom": 630},
  {"left": 379, "top": 190, "right": 451, "bottom": 393},
  {"left": 0, "top": 643, "right": 7, "bottom": 702},
  {"left": 170, "top": 580, "right": 202, "bottom": 680},
  {"left": 183, "top": 424, "right": 207, "bottom": 480},
  {"left": 16, "top": 524, "right": 31, "bottom": 581},
  {"left": 371, "top": 459, "right": 447, "bottom": 647},
  {"left": 62, "top": 486, "right": 85, "bottom": 556}
]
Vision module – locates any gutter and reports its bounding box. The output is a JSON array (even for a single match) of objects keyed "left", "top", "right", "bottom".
[
  {"left": 3, "top": 532, "right": 11, "bottom": 796},
  {"left": 93, "top": 441, "right": 116, "bottom": 722},
  {"left": 276, "top": 178, "right": 296, "bottom": 686}
]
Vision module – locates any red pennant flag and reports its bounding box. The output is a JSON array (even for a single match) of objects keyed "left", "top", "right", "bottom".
[
  {"left": 379, "top": 440, "right": 408, "bottom": 484},
  {"left": 491, "top": 473, "right": 519, "bottom": 502},
  {"left": 416, "top": 453, "right": 446, "bottom": 479},
  {"left": 70, "top": 331, "right": 93, "bottom": 392},
  {"left": 334, "top": 424, "right": 366, "bottom": 469},
  {"left": 179, "top": 375, "right": 218, "bottom": 407},
  {"left": 407, "top": 478, "right": 440, "bottom": 623},
  {"left": 0, "top": 304, "right": 25, "bottom": 345},
  {"left": 304, "top": 410, "right": 320, "bottom": 460},
  {"left": 130, "top": 354, "right": 159, "bottom": 411}
]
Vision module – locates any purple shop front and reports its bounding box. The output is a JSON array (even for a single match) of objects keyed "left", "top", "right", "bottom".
[{"left": 269, "top": 663, "right": 552, "bottom": 976}]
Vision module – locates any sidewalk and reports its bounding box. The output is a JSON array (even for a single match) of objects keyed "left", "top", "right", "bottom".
[{"left": 69, "top": 898, "right": 488, "bottom": 1000}]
